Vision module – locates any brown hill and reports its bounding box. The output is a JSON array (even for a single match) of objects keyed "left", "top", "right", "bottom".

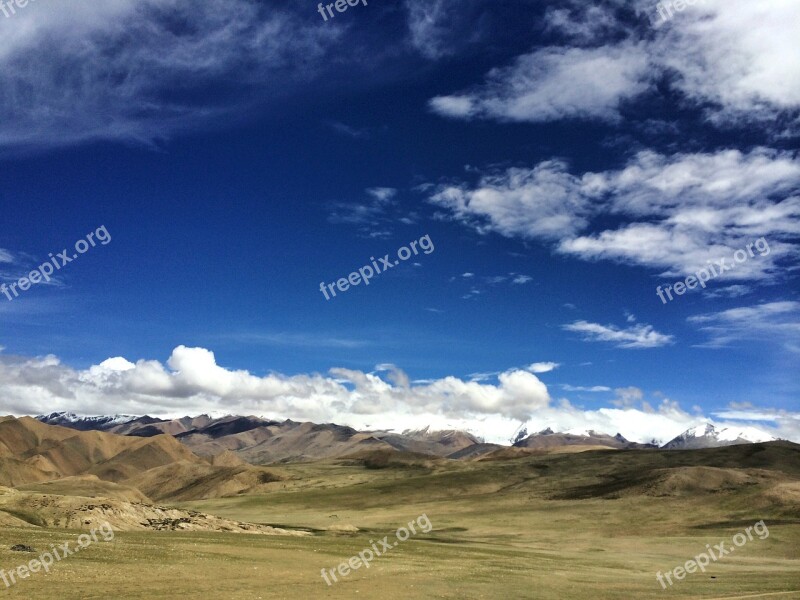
[
  {"left": 514, "top": 428, "right": 650, "bottom": 450},
  {"left": 0, "top": 417, "right": 204, "bottom": 487},
  {"left": 338, "top": 448, "right": 446, "bottom": 469},
  {"left": 177, "top": 420, "right": 484, "bottom": 464},
  {"left": 17, "top": 475, "right": 150, "bottom": 503},
  {"left": 126, "top": 461, "right": 281, "bottom": 502},
  {"left": 179, "top": 420, "right": 397, "bottom": 463},
  {"left": 210, "top": 450, "right": 247, "bottom": 467},
  {"left": 0, "top": 416, "right": 285, "bottom": 502},
  {"left": 35, "top": 413, "right": 491, "bottom": 464},
  {"left": 0, "top": 487, "right": 308, "bottom": 534}
]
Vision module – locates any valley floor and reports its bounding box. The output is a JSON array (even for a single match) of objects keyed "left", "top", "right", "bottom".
[{"left": 2, "top": 448, "right": 799, "bottom": 599}]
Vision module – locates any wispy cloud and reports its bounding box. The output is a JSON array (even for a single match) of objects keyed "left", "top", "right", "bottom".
[
  {"left": 0, "top": 0, "right": 339, "bottom": 153},
  {"left": 220, "top": 332, "right": 370, "bottom": 350},
  {"left": 562, "top": 384, "right": 611, "bottom": 392},
  {"left": 704, "top": 284, "right": 752, "bottom": 299},
  {"left": 563, "top": 320, "right": 675, "bottom": 349},
  {"left": 328, "top": 187, "right": 403, "bottom": 237},
  {"left": 327, "top": 121, "right": 371, "bottom": 139},
  {"left": 688, "top": 301, "right": 800, "bottom": 350},
  {"left": 430, "top": 43, "right": 651, "bottom": 123}
]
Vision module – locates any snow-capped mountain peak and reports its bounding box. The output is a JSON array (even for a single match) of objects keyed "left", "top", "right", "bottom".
[
  {"left": 663, "top": 422, "right": 777, "bottom": 449},
  {"left": 37, "top": 412, "right": 139, "bottom": 430}
]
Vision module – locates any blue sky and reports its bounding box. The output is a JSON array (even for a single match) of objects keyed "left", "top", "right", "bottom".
[{"left": 0, "top": 0, "right": 798, "bottom": 444}]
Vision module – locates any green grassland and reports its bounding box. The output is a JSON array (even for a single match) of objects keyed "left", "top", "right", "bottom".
[{"left": 1, "top": 445, "right": 799, "bottom": 599}]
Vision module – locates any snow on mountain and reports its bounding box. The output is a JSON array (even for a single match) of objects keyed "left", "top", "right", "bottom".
[
  {"left": 662, "top": 423, "right": 777, "bottom": 449},
  {"left": 37, "top": 412, "right": 139, "bottom": 430},
  {"left": 514, "top": 427, "right": 655, "bottom": 449}
]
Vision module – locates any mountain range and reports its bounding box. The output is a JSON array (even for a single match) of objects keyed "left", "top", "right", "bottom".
[
  {"left": 35, "top": 412, "right": 778, "bottom": 457},
  {"left": 0, "top": 413, "right": 794, "bottom": 538}
]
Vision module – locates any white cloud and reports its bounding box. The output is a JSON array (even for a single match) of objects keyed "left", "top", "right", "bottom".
[
  {"left": 429, "top": 43, "right": 651, "bottom": 123},
  {"left": 704, "top": 284, "right": 752, "bottom": 299},
  {"left": 652, "top": 0, "right": 800, "bottom": 126},
  {"left": 404, "top": 0, "right": 456, "bottom": 59},
  {"left": 328, "top": 187, "right": 403, "bottom": 235},
  {"left": 429, "top": 148, "right": 800, "bottom": 281},
  {"left": 0, "top": 345, "right": 551, "bottom": 425},
  {"left": 403, "top": 0, "right": 489, "bottom": 59},
  {"left": 512, "top": 274, "right": 532, "bottom": 284},
  {"left": 555, "top": 147, "right": 800, "bottom": 279},
  {"left": 711, "top": 407, "right": 800, "bottom": 444},
  {"left": 527, "top": 362, "right": 560, "bottom": 374},
  {"left": 222, "top": 332, "right": 368, "bottom": 349},
  {"left": 563, "top": 320, "right": 675, "bottom": 349},
  {"left": 562, "top": 385, "right": 611, "bottom": 392},
  {"left": 430, "top": 160, "right": 594, "bottom": 240},
  {"left": 513, "top": 399, "right": 792, "bottom": 446},
  {"left": 0, "top": 250, "right": 13, "bottom": 264},
  {"left": 526, "top": 362, "right": 561, "bottom": 373},
  {"left": 612, "top": 386, "right": 645, "bottom": 408},
  {"left": 688, "top": 301, "right": 800, "bottom": 350},
  {"left": 1, "top": 346, "right": 797, "bottom": 444},
  {"left": 366, "top": 188, "right": 398, "bottom": 202},
  {"left": 0, "top": 0, "right": 338, "bottom": 152},
  {"left": 544, "top": 6, "right": 622, "bottom": 44},
  {"left": 429, "top": 0, "right": 800, "bottom": 130},
  {"left": 327, "top": 121, "right": 371, "bottom": 139}
]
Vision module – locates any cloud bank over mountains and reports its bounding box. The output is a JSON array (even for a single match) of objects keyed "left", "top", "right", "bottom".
[{"left": 1, "top": 346, "right": 796, "bottom": 445}]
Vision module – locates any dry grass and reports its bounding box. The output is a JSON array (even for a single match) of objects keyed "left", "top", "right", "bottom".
[{"left": 1, "top": 445, "right": 798, "bottom": 599}]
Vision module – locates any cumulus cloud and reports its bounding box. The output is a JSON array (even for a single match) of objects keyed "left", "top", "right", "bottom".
[
  {"left": 652, "top": 0, "right": 800, "bottom": 127},
  {"left": 0, "top": 345, "right": 551, "bottom": 425},
  {"left": 2, "top": 346, "right": 797, "bottom": 444},
  {"left": 527, "top": 362, "right": 560, "bottom": 373},
  {"left": 612, "top": 386, "right": 645, "bottom": 408},
  {"left": 563, "top": 320, "right": 675, "bottom": 349}
]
